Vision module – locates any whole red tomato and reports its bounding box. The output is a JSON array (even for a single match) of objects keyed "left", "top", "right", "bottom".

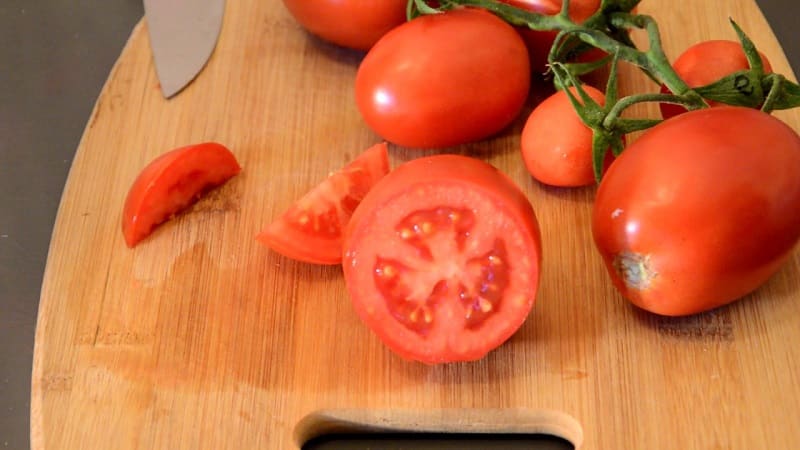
[
  {"left": 355, "top": 8, "right": 530, "bottom": 148},
  {"left": 343, "top": 155, "right": 542, "bottom": 363},
  {"left": 660, "top": 40, "right": 773, "bottom": 119},
  {"left": 281, "top": 0, "right": 407, "bottom": 51},
  {"left": 500, "top": 0, "right": 602, "bottom": 75},
  {"left": 521, "top": 85, "right": 608, "bottom": 187},
  {"left": 593, "top": 107, "right": 800, "bottom": 316}
]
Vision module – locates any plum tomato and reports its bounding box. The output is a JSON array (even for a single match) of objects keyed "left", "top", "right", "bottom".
[
  {"left": 660, "top": 40, "right": 774, "bottom": 119},
  {"left": 281, "top": 0, "right": 408, "bottom": 51},
  {"left": 355, "top": 8, "right": 530, "bottom": 149},
  {"left": 521, "top": 85, "right": 608, "bottom": 187},
  {"left": 342, "top": 155, "right": 542, "bottom": 363},
  {"left": 122, "top": 142, "right": 241, "bottom": 248},
  {"left": 499, "top": 0, "right": 602, "bottom": 75},
  {"left": 256, "top": 142, "right": 390, "bottom": 265},
  {"left": 592, "top": 107, "right": 800, "bottom": 316}
]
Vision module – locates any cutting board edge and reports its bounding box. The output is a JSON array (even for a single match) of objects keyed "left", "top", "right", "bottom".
[{"left": 28, "top": 18, "right": 148, "bottom": 450}]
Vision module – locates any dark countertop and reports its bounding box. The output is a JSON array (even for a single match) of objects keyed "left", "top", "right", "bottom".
[{"left": 1, "top": 1, "right": 797, "bottom": 449}]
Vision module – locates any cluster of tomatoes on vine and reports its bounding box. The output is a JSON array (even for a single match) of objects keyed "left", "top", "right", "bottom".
[{"left": 121, "top": 0, "right": 800, "bottom": 364}]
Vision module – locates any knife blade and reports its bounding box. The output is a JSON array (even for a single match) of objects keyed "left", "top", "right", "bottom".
[{"left": 143, "top": 0, "right": 226, "bottom": 98}]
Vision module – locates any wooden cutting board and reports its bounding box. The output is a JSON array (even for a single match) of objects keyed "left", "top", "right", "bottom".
[{"left": 30, "top": 0, "right": 800, "bottom": 448}]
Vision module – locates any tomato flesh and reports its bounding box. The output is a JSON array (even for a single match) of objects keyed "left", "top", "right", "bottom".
[
  {"left": 343, "top": 155, "right": 541, "bottom": 363},
  {"left": 256, "top": 142, "right": 390, "bottom": 264},
  {"left": 593, "top": 107, "right": 800, "bottom": 316},
  {"left": 122, "top": 142, "right": 241, "bottom": 247}
]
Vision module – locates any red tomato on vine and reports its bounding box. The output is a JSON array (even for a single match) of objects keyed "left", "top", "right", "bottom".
[
  {"left": 521, "top": 85, "right": 610, "bottom": 187},
  {"left": 499, "top": 0, "right": 602, "bottom": 75},
  {"left": 593, "top": 107, "right": 800, "bottom": 316},
  {"left": 355, "top": 8, "right": 530, "bottom": 148},
  {"left": 660, "top": 40, "right": 773, "bottom": 119}
]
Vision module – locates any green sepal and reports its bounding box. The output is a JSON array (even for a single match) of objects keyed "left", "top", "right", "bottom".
[
  {"left": 591, "top": 131, "right": 614, "bottom": 182},
  {"left": 729, "top": 19, "right": 765, "bottom": 73},
  {"left": 694, "top": 70, "right": 765, "bottom": 108},
  {"left": 407, "top": 0, "right": 446, "bottom": 19},
  {"left": 761, "top": 74, "right": 800, "bottom": 112},
  {"left": 614, "top": 118, "right": 662, "bottom": 133}
]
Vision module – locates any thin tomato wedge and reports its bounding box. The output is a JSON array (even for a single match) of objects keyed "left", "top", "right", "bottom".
[
  {"left": 122, "top": 142, "right": 241, "bottom": 248},
  {"left": 342, "top": 155, "right": 542, "bottom": 364},
  {"left": 256, "top": 142, "right": 390, "bottom": 265}
]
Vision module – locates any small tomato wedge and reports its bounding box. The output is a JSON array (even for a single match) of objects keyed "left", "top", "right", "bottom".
[
  {"left": 122, "top": 142, "right": 241, "bottom": 248},
  {"left": 343, "top": 155, "right": 542, "bottom": 364},
  {"left": 256, "top": 142, "right": 390, "bottom": 265}
]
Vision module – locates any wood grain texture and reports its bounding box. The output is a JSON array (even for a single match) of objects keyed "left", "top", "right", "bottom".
[{"left": 30, "top": 0, "right": 800, "bottom": 448}]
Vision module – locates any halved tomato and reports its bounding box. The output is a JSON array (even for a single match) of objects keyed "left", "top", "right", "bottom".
[
  {"left": 122, "top": 142, "right": 241, "bottom": 248},
  {"left": 256, "top": 142, "right": 390, "bottom": 264},
  {"left": 342, "top": 155, "right": 542, "bottom": 364}
]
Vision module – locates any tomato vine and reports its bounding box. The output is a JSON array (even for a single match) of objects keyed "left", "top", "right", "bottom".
[{"left": 407, "top": 0, "right": 800, "bottom": 180}]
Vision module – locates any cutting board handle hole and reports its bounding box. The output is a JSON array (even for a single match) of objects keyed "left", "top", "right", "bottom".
[
  {"left": 302, "top": 432, "right": 574, "bottom": 449},
  {"left": 294, "top": 409, "right": 582, "bottom": 449}
]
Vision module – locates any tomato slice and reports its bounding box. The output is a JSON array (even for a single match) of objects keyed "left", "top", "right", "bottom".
[
  {"left": 256, "top": 142, "right": 390, "bottom": 265},
  {"left": 342, "top": 155, "right": 542, "bottom": 364},
  {"left": 122, "top": 142, "right": 241, "bottom": 248}
]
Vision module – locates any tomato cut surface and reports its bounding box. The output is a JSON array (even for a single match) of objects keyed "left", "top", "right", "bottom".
[
  {"left": 256, "top": 142, "right": 390, "bottom": 265},
  {"left": 122, "top": 142, "right": 241, "bottom": 248},
  {"left": 343, "top": 155, "right": 542, "bottom": 364}
]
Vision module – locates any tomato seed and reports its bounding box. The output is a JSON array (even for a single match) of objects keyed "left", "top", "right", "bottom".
[{"left": 380, "top": 264, "right": 396, "bottom": 278}]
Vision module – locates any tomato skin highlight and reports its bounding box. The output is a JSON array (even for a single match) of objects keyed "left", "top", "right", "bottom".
[
  {"left": 592, "top": 107, "right": 800, "bottom": 316},
  {"left": 660, "top": 40, "right": 774, "bottom": 119},
  {"left": 122, "top": 142, "right": 241, "bottom": 248},
  {"left": 355, "top": 8, "right": 530, "bottom": 148},
  {"left": 280, "top": 0, "right": 408, "bottom": 51},
  {"left": 343, "top": 155, "right": 542, "bottom": 363},
  {"left": 256, "top": 143, "right": 390, "bottom": 265},
  {"left": 521, "top": 85, "right": 607, "bottom": 187}
]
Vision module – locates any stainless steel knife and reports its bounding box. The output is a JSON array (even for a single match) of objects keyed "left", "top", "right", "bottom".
[{"left": 143, "top": 0, "right": 226, "bottom": 98}]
